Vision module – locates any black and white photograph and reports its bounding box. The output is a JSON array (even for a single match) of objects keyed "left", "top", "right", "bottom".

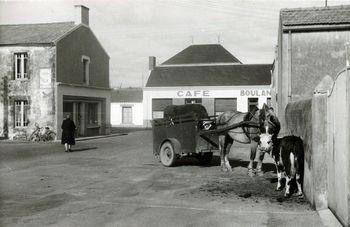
[{"left": 1, "top": 0, "right": 350, "bottom": 226}]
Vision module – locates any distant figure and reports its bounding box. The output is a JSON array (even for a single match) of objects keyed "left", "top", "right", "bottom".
[{"left": 61, "top": 114, "right": 76, "bottom": 152}]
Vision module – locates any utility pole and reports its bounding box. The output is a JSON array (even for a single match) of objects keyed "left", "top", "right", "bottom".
[
  {"left": 218, "top": 35, "right": 221, "bottom": 44},
  {"left": 325, "top": 0, "right": 327, "bottom": 6}
]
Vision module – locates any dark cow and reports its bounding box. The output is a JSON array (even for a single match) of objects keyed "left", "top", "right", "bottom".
[{"left": 259, "top": 135, "right": 304, "bottom": 197}]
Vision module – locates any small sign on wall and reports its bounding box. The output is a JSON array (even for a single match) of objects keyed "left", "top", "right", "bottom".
[{"left": 40, "top": 68, "right": 52, "bottom": 88}]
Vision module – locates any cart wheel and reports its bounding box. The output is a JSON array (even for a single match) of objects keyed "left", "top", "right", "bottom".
[
  {"left": 198, "top": 152, "right": 213, "bottom": 165},
  {"left": 160, "top": 141, "right": 177, "bottom": 167}
]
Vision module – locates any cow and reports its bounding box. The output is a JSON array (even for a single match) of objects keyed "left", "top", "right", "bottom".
[{"left": 258, "top": 135, "right": 304, "bottom": 197}]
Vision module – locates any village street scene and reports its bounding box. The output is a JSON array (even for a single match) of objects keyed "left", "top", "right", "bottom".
[{"left": 1, "top": 0, "right": 350, "bottom": 226}]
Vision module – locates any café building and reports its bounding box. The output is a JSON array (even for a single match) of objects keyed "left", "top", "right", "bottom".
[{"left": 143, "top": 44, "right": 272, "bottom": 127}]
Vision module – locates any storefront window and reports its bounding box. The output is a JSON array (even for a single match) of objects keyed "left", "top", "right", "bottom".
[
  {"left": 248, "top": 98, "right": 259, "bottom": 112},
  {"left": 87, "top": 103, "right": 98, "bottom": 125},
  {"left": 152, "top": 99, "right": 172, "bottom": 119},
  {"left": 215, "top": 98, "right": 237, "bottom": 116},
  {"left": 185, "top": 98, "right": 202, "bottom": 104}
]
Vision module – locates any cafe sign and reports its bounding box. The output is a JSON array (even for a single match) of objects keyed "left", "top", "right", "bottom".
[{"left": 176, "top": 90, "right": 210, "bottom": 97}]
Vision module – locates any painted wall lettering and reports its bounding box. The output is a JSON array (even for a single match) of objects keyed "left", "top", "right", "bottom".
[
  {"left": 176, "top": 90, "right": 210, "bottom": 97},
  {"left": 240, "top": 90, "right": 271, "bottom": 96}
]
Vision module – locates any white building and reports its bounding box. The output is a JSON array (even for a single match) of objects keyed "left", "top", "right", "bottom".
[
  {"left": 110, "top": 88, "right": 143, "bottom": 127},
  {"left": 143, "top": 44, "right": 272, "bottom": 127}
]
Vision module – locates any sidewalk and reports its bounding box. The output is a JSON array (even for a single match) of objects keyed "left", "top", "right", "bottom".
[{"left": 0, "top": 133, "right": 127, "bottom": 144}]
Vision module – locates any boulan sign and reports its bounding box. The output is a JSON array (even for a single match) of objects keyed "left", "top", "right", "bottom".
[
  {"left": 240, "top": 90, "right": 271, "bottom": 96},
  {"left": 175, "top": 89, "right": 271, "bottom": 97}
]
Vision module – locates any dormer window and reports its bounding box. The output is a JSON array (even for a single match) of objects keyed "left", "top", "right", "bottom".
[
  {"left": 14, "top": 52, "right": 28, "bottom": 79},
  {"left": 82, "top": 56, "right": 90, "bottom": 85}
]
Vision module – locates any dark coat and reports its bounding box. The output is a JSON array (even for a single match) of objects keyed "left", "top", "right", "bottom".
[{"left": 61, "top": 118, "right": 76, "bottom": 145}]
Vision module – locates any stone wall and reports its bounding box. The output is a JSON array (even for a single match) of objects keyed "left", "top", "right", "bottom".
[{"left": 0, "top": 46, "right": 56, "bottom": 139}]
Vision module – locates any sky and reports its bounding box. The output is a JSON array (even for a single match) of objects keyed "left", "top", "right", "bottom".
[{"left": 1, "top": 0, "right": 350, "bottom": 88}]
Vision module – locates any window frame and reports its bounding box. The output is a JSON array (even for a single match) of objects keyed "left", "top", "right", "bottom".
[
  {"left": 81, "top": 55, "right": 90, "bottom": 85},
  {"left": 14, "top": 100, "right": 29, "bottom": 128},
  {"left": 14, "top": 52, "right": 29, "bottom": 80},
  {"left": 122, "top": 106, "right": 133, "bottom": 124}
]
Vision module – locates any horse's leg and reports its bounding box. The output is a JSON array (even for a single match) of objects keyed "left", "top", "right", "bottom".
[
  {"left": 296, "top": 173, "right": 303, "bottom": 196},
  {"left": 219, "top": 135, "right": 227, "bottom": 172},
  {"left": 256, "top": 150, "right": 266, "bottom": 176},
  {"left": 247, "top": 140, "right": 258, "bottom": 177},
  {"left": 224, "top": 142, "right": 233, "bottom": 172}
]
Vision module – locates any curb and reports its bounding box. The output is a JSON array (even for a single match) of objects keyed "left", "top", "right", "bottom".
[
  {"left": 75, "top": 133, "right": 128, "bottom": 141},
  {"left": 0, "top": 133, "right": 127, "bottom": 144},
  {"left": 318, "top": 209, "right": 343, "bottom": 227}
]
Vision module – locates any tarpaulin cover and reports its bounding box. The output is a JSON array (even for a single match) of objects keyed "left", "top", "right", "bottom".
[{"left": 164, "top": 104, "right": 208, "bottom": 119}]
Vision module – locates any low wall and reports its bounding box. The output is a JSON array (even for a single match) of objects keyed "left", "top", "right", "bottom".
[{"left": 285, "top": 94, "right": 328, "bottom": 210}]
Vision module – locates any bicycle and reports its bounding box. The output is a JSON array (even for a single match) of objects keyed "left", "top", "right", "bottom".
[{"left": 28, "top": 123, "right": 56, "bottom": 142}]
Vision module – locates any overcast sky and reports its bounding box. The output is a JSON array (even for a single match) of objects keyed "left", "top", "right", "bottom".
[{"left": 1, "top": 0, "right": 350, "bottom": 88}]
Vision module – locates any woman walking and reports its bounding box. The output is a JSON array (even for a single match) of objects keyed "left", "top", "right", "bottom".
[{"left": 61, "top": 114, "right": 76, "bottom": 152}]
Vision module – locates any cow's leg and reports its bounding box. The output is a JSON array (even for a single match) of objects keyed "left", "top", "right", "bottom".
[
  {"left": 284, "top": 175, "right": 292, "bottom": 197},
  {"left": 296, "top": 173, "right": 303, "bottom": 196},
  {"left": 275, "top": 164, "right": 284, "bottom": 191},
  {"left": 256, "top": 150, "right": 266, "bottom": 176},
  {"left": 248, "top": 140, "right": 258, "bottom": 177}
]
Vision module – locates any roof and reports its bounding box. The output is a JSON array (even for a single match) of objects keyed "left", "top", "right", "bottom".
[
  {"left": 146, "top": 64, "right": 271, "bottom": 87},
  {"left": 281, "top": 5, "right": 350, "bottom": 28},
  {"left": 111, "top": 88, "right": 143, "bottom": 103},
  {"left": 0, "top": 22, "right": 76, "bottom": 45},
  {"left": 162, "top": 44, "right": 242, "bottom": 65}
]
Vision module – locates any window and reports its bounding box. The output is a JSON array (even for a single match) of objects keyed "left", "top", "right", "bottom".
[
  {"left": 152, "top": 99, "right": 172, "bottom": 119},
  {"left": 82, "top": 56, "right": 90, "bottom": 85},
  {"left": 185, "top": 98, "right": 202, "bottom": 104},
  {"left": 248, "top": 98, "right": 259, "bottom": 112},
  {"left": 14, "top": 53, "right": 28, "bottom": 79},
  {"left": 87, "top": 103, "right": 98, "bottom": 125},
  {"left": 122, "top": 106, "right": 133, "bottom": 124},
  {"left": 14, "top": 100, "right": 29, "bottom": 127},
  {"left": 266, "top": 98, "right": 271, "bottom": 107},
  {"left": 215, "top": 98, "right": 237, "bottom": 115}
]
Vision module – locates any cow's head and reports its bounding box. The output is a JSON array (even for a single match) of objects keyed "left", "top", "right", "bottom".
[{"left": 258, "top": 133, "right": 273, "bottom": 152}]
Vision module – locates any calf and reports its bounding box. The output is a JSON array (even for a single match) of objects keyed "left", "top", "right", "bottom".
[{"left": 259, "top": 135, "right": 304, "bottom": 197}]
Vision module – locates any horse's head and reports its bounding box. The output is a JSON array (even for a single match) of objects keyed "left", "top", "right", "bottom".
[{"left": 257, "top": 104, "right": 280, "bottom": 152}]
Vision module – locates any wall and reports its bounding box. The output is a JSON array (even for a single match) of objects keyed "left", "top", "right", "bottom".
[
  {"left": 56, "top": 84, "right": 111, "bottom": 139},
  {"left": 143, "top": 86, "right": 270, "bottom": 126},
  {"left": 0, "top": 46, "right": 56, "bottom": 139},
  {"left": 327, "top": 70, "right": 350, "bottom": 226},
  {"left": 275, "top": 29, "right": 350, "bottom": 134},
  {"left": 56, "top": 25, "right": 109, "bottom": 88},
  {"left": 110, "top": 102, "right": 143, "bottom": 126}
]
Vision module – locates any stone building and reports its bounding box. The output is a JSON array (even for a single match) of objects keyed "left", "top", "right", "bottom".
[
  {"left": 144, "top": 44, "right": 272, "bottom": 127},
  {"left": 0, "top": 5, "right": 111, "bottom": 139},
  {"left": 272, "top": 5, "right": 350, "bottom": 130}
]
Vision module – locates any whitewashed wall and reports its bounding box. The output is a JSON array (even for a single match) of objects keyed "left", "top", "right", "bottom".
[
  {"left": 143, "top": 86, "right": 271, "bottom": 126},
  {"left": 111, "top": 102, "right": 143, "bottom": 127}
]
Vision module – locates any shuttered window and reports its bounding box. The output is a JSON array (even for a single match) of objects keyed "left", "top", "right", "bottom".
[
  {"left": 14, "top": 100, "right": 29, "bottom": 127},
  {"left": 215, "top": 98, "right": 237, "bottom": 115},
  {"left": 122, "top": 106, "right": 133, "bottom": 124}
]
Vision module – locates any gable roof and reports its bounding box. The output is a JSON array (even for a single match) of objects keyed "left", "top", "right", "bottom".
[
  {"left": 281, "top": 5, "right": 350, "bottom": 29},
  {"left": 0, "top": 22, "right": 76, "bottom": 45},
  {"left": 146, "top": 64, "right": 271, "bottom": 87},
  {"left": 162, "top": 44, "right": 242, "bottom": 65},
  {"left": 111, "top": 88, "right": 143, "bottom": 103}
]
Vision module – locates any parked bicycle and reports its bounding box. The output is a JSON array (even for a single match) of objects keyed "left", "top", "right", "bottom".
[{"left": 28, "top": 123, "right": 56, "bottom": 142}]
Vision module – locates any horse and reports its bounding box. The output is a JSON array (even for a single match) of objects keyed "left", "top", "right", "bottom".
[{"left": 216, "top": 103, "right": 280, "bottom": 176}]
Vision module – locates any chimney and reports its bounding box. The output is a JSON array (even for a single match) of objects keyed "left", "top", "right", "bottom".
[
  {"left": 74, "top": 5, "right": 89, "bottom": 26},
  {"left": 149, "top": 56, "right": 156, "bottom": 70}
]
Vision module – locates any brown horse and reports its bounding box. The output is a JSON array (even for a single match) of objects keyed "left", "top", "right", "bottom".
[{"left": 217, "top": 104, "right": 280, "bottom": 176}]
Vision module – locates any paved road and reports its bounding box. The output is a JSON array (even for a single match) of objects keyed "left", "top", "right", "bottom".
[{"left": 0, "top": 131, "right": 324, "bottom": 226}]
